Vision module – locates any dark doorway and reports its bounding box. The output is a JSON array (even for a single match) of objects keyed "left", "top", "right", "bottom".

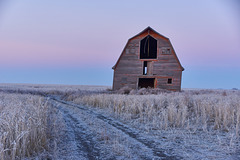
[
  {"left": 138, "top": 78, "right": 155, "bottom": 88},
  {"left": 140, "top": 35, "right": 157, "bottom": 59}
]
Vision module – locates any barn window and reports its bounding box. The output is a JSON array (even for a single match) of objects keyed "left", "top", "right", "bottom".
[
  {"left": 140, "top": 35, "right": 157, "bottom": 59},
  {"left": 167, "top": 78, "right": 172, "bottom": 84},
  {"left": 166, "top": 49, "right": 170, "bottom": 54},
  {"left": 162, "top": 48, "right": 171, "bottom": 54}
]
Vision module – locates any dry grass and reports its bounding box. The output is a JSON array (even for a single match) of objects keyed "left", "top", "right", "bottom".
[
  {"left": 59, "top": 88, "right": 240, "bottom": 158},
  {"left": 0, "top": 83, "right": 110, "bottom": 93},
  {"left": 0, "top": 93, "right": 58, "bottom": 159},
  {"left": 1, "top": 84, "right": 239, "bottom": 158},
  {"left": 72, "top": 90, "right": 240, "bottom": 134}
]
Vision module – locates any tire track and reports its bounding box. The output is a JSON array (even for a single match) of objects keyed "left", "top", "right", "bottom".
[
  {"left": 64, "top": 109, "right": 100, "bottom": 160},
  {"left": 55, "top": 104, "right": 100, "bottom": 160}
]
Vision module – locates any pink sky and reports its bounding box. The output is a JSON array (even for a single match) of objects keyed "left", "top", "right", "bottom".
[{"left": 0, "top": 0, "right": 239, "bottom": 88}]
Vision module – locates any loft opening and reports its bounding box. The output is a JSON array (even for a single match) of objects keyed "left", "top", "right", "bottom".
[
  {"left": 143, "top": 61, "right": 147, "bottom": 75},
  {"left": 138, "top": 78, "right": 155, "bottom": 88},
  {"left": 140, "top": 35, "right": 157, "bottom": 59}
]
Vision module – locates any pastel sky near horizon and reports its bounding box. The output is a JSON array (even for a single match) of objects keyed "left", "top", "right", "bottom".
[{"left": 0, "top": 0, "right": 240, "bottom": 89}]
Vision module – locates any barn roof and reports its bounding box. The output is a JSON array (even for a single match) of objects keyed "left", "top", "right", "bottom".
[
  {"left": 112, "top": 26, "right": 184, "bottom": 71},
  {"left": 130, "top": 26, "right": 169, "bottom": 40}
]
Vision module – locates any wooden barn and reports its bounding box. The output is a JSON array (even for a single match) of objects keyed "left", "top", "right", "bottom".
[{"left": 112, "top": 26, "right": 184, "bottom": 91}]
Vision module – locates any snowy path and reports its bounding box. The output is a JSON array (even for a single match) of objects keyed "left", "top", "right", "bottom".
[
  {"left": 55, "top": 106, "right": 100, "bottom": 160},
  {"left": 49, "top": 96, "right": 178, "bottom": 160}
]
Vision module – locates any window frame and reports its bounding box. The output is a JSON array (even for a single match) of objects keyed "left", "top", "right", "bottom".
[{"left": 161, "top": 47, "right": 171, "bottom": 55}]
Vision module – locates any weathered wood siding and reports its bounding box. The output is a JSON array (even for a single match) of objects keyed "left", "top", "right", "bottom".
[{"left": 113, "top": 27, "right": 183, "bottom": 91}]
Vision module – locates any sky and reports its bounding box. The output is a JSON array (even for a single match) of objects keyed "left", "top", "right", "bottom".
[{"left": 0, "top": 0, "right": 240, "bottom": 89}]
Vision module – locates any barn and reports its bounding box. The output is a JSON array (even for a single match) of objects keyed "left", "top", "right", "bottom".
[{"left": 112, "top": 27, "right": 184, "bottom": 91}]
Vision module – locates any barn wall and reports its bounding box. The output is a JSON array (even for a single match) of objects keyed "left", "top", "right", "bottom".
[{"left": 113, "top": 39, "right": 141, "bottom": 90}]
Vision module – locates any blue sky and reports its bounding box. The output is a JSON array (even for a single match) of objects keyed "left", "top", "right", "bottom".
[{"left": 0, "top": 0, "right": 240, "bottom": 89}]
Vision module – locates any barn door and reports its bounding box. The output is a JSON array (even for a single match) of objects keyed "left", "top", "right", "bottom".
[
  {"left": 138, "top": 78, "right": 155, "bottom": 88},
  {"left": 143, "top": 61, "right": 153, "bottom": 75}
]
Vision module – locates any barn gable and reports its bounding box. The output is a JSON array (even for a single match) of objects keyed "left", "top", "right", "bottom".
[
  {"left": 113, "top": 27, "right": 184, "bottom": 71},
  {"left": 112, "top": 26, "right": 184, "bottom": 91}
]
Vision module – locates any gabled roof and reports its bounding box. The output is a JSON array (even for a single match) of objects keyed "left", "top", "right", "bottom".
[
  {"left": 129, "top": 26, "right": 169, "bottom": 40},
  {"left": 112, "top": 26, "right": 184, "bottom": 71}
]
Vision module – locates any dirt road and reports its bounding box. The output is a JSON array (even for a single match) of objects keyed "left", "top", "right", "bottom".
[{"left": 49, "top": 96, "right": 178, "bottom": 160}]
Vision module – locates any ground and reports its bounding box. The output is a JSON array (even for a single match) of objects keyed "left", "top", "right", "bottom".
[
  {"left": 0, "top": 84, "right": 239, "bottom": 159},
  {"left": 49, "top": 96, "right": 178, "bottom": 159}
]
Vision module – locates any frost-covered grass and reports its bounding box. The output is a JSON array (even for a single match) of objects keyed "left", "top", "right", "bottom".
[
  {"left": 0, "top": 93, "right": 59, "bottom": 160},
  {"left": 0, "top": 83, "right": 110, "bottom": 93},
  {"left": 1, "top": 84, "right": 240, "bottom": 159},
  {"left": 75, "top": 90, "right": 240, "bottom": 133},
  {"left": 66, "top": 89, "right": 240, "bottom": 158}
]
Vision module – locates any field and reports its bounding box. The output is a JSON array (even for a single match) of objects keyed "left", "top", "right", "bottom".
[
  {"left": 0, "top": 83, "right": 240, "bottom": 159},
  {"left": 0, "top": 92, "right": 61, "bottom": 159}
]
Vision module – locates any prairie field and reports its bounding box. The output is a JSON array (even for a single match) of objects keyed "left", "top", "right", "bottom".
[
  {"left": 0, "top": 83, "right": 240, "bottom": 159},
  {"left": 79, "top": 89, "right": 240, "bottom": 133},
  {"left": 0, "top": 93, "right": 54, "bottom": 159},
  {"left": 0, "top": 86, "right": 64, "bottom": 160},
  {"left": 63, "top": 87, "right": 240, "bottom": 159}
]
